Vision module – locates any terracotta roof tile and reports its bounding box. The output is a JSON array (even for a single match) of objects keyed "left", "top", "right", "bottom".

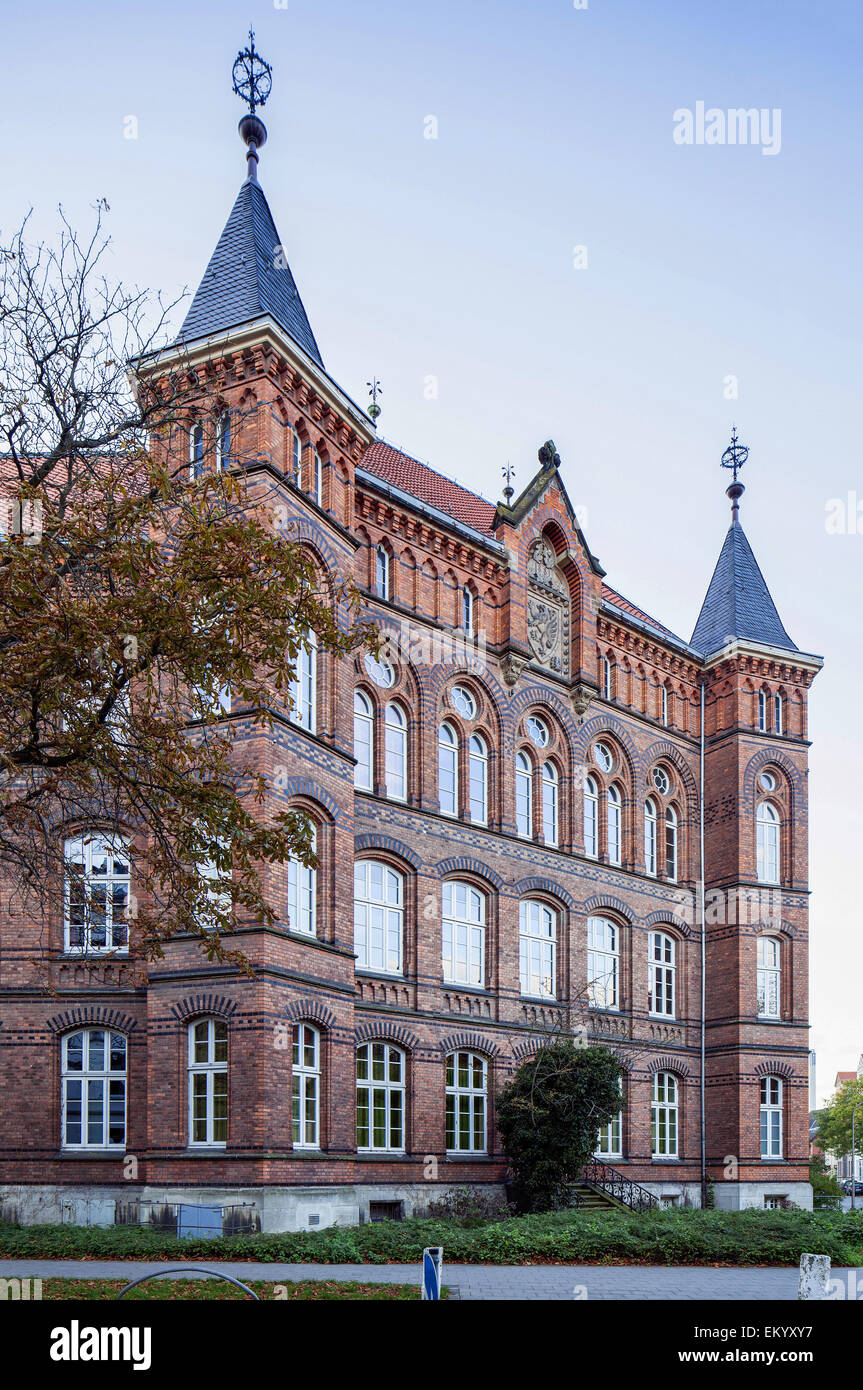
[{"left": 360, "top": 441, "right": 497, "bottom": 536}]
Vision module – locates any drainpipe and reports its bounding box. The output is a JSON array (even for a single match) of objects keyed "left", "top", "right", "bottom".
[{"left": 699, "top": 676, "right": 707, "bottom": 1208}]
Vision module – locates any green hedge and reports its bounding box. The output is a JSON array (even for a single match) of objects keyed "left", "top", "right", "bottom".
[{"left": 1, "top": 1208, "right": 862, "bottom": 1266}]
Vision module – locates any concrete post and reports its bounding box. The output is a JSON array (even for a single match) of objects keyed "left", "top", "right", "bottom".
[{"left": 797, "top": 1252, "right": 831, "bottom": 1299}]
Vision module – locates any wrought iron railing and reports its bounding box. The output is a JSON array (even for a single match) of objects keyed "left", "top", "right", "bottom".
[{"left": 578, "top": 1158, "right": 659, "bottom": 1212}]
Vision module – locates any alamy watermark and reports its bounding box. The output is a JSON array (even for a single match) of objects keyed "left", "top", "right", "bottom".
[{"left": 673, "top": 102, "right": 781, "bottom": 156}]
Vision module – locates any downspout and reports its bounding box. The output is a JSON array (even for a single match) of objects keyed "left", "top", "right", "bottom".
[{"left": 699, "top": 676, "right": 707, "bottom": 1207}]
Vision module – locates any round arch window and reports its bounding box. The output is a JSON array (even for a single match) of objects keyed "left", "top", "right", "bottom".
[
  {"left": 450, "top": 685, "right": 477, "bottom": 720},
  {"left": 364, "top": 652, "right": 395, "bottom": 689},
  {"left": 594, "top": 741, "right": 613, "bottom": 773},
  {"left": 759, "top": 771, "right": 776, "bottom": 792},
  {"left": 526, "top": 715, "right": 549, "bottom": 748},
  {"left": 652, "top": 766, "right": 671, "bottom": 796}
]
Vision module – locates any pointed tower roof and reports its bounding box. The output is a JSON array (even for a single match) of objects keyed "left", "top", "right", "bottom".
[
  {"left": 176, "top": 29, "right": 324, "bottom": 370},
  {"left": 691, "top": 430, "right": 796, "bottom": 655}
]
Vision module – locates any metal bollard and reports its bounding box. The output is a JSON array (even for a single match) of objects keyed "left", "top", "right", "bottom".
[
  {"left": 797, "top": 1252, "right": 831, "bottom": 1300},
  {"left": 422, "top": 1245, "right": 443, "bottom": 1300}
]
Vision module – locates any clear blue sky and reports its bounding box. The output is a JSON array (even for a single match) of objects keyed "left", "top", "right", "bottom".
[{"left": 3, "top": 0, "right": 860, "bottom": 1102}]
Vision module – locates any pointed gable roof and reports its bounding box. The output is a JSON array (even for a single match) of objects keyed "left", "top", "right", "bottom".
[
  {"left": 691, "top": 521, "right": 796, "bottom": 655},
  {"left": 177, "top": 178, "right": 324, "bottom": 369}
]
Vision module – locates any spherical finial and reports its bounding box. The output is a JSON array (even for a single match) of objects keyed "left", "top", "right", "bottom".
[{"left": 367, "top": 378, "right": 382, "bottom": 424}]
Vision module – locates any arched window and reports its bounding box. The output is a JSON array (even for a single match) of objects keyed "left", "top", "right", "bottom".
[
  {"left": 542, "top": 761, "right": 559, "bottom": 847},
  {"left": 757, "top": 936, "right": 781, "bottom": 1019},
  {"left": 216, "top": 411, "right": 231, "bottom": 472},
  {"left": 665, "top": 806, "right": 678, "bottom": 881},
  {"left": 462, "top": 586, "right": 474, "bottom": 636},
  {"left": 61, "top": 1029, "right": 126, "bottom": 1149},
  {"left": 188, "top": 1019, "right": 228, "bottom": 1146},
  {"left": 587, "top": 916, "right": 618, "bottom": 1010},
  {"left": 292, "top": 1023, "right": 320, "bottom": 1149},
  {"left": 757, "top": 689, "right": 768, "bottom": 732},
  {"left": 644, "top": 798, "right": 658, "bottom": 877},
  {"left": 515, "top": 751, "right": 533, "bottom": 838},
  {"left": 287, "top": 826, "right": 316, "bottom": 937},
  {"left": 64, "top": 834, "right": 130, "bottom": 955},
  {"left": 446, "top": 1051, "right": 487, "bottom": 1154},
  {"left": 356, "top": 1042, "right": 404, "bottom": 1152},
  {"left": 607, "top": 784, "right": 622, "bottom": 866},
  {"left": 353, "top": 690, "right": 374, "bottom": 791},
  {"left": 583, "top": 775, "right": 599, "bottom": 858},
  {"left": 289, "top": 427, "right": 302, "bottom": 480},
  {"left": 661, "top": 685, "right": 669, "bottom": 727},
  {"left": 289, "top": 632, "right": 316, "bottom": 732},
  {"left": 189, "top": 421, "right": 204, "bottom": 480},
  {"left": 760, "top": 1077, "right": 783, "bottom": 1158},
  {"left": 651, "top": 1072, "right": 678, "bottom": 1157},
  {"left": 603, "top": 655, "right": 613, "bottom": 701},
  {"left": 468, "top": 734, "right": 488, "bottom": 825},
  {"left": 442, "top": 880, "right": 485, "bottom": 987},
  {"left": 648, "top": 931, "right": 676, "bottom": 1018},
  {"left": 354, "top": 860, "right": 403, "bottom": 975},
  {"left": 519, "top": 899, "right": 557, "bottom": 998},
  {"left": 756, "top": 802, "right": 780, "bottom": 884},
  {"left": 774, "top": 694, "right": 783, "bottom": 734},
  {"left": 312, "top": 450, "right": 323, "bottom": 505},
  {"left": 438, "top": 722, "right": 458, "bottom": 817},
  {"left": 384, "top": 702, "right": 408, "bottom": 801},
  {"left": 375, "top": 544, "right": 390, "bottom": 599}
]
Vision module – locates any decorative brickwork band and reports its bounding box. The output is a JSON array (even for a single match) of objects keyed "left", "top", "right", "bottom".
[
  {"left": 170, "top": 994, "right": 240, "bottom": 1023},
  {"left": 435, "top": 857, "right": 504, "bottom": 890},
  {"left": 511, "top": 877, "right": 578, "bottom": 912},
  {"left": 583, "top": 895, "right": 633, "bottom": 922},
  {"left": 284, "top": 999, "right": 336, "bottom": 1030},
  {"left": 644, "top": 910, "right": 693, "bottom": 938},
  {"left": 437, "top": 1032, "right": 502, "bottom": 1059},
  {"left": 354, "top": 1020, "right": 419, "bottom": 1051},
  {"left": 354, "top": 834, "right": 422, "bottom": 870},
  {"left": 646, "top": 1055, "right": 692, "bottom": 1076},
  {"left": 47, "top": 1006, "right": 138, "bottom": 1035},
  {"left": 277, "top": 780, "right": 342, "bottom": 821},
  {"left": 753, "top": 1060, "right": 796, "bottom": 1081}
]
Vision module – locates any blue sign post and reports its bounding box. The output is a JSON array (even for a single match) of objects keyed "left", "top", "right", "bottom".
[{"left": 422, "top": 1246, "right": 443, "bottom": 1300}]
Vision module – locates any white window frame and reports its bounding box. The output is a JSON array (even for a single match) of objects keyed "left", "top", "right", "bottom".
[
  {"left": 758, "top": 689, "right": 768, "bottom": 732},
  {"left": 287, "top": 826, "right": 316, "bottom": 937},
  {"left": 665, "top": 805, "right": 678, "bottom": 881},
  {"left": 757, "top": 801, "right": 780, "bottom": 884},
  {"left": 519, "top": 899, "right": 557, "bottom": 998},
  {"left": 760, "top": 1076, "right": 783, "bottom": 1159},
  {"left": 515, "top": 751, "right": 533, "bottom": 838},
  {"left": 356, "top": 1042, "right": 405, "bottom": 1152},
  {"left": 313, "top": 450, "right": 323, "bottom": 505},
  {"left": 603, "top": 655, "right": 613, "bottom": 700},
  {"left": 446, "top": 1051, "right": 487, "bottom": 1154},
  {"left": 289, "top": 632, "right": 316, "bottom": 732},
  {"left": 63, "top": 834, "right": 131, "bottom": 955},
  {"left": 542, "top": 761, "right": 559, "bottom": 847},
  {"left": 290, "top": 428, "right": 302, "bottom": 479},
  {"left": 442, "top": 880, "right": 485, "bottom": 987},
  {"left": 438, "top": 721, "right": 458, "bottom": 817},
  {"left": 607, "top": 784, "right": 622, "bottom": 866},
  {"left": 774, "top": 693, "right": 783, "bottom": 734},
  {"left": 649, "top": 930, "right": 676, "bottom": 1018},
  {"left": 462, "top": 586, "right": 474, "bottom": 635},
  {"left": 584, "top": 775, "right": 599, "bottom": 858},
  {"left": 644, "top": 797, "right": 658, "bottom": 877},
  {"left": 188, "top": 1019, "right": 228, "bottom": 1147},
  {"left": 216, "top": 410, "right": 231, "bottom": 472},
  {"left": 468, "top": 733, "right": 488, "bottom": 825},
  {"left": 661, "top": 685, "right": 669, "bottom": 727},
  {"left": 354, "top": 860, "right": 403, "bottom": 975},
  {"left": 384, "top": 701, "right": 408, "bottom": 801},
  {"left": 757, "top": 936, "right": 781, "bottom": 1019},
  {"left": 189, "top": 421, "right": 204, "bottom": 480},
  {"left": 61, "top": 1029, "right": 127, "bottom": 1150},
  {"left": 596, "top": 1075, "right": 624, "bottom": 1159},
  {"left": 375, "top": 544, "right": 390, "bottom": 599},
  {"left": 587, "top": 915, "right": 619, "bottom": 1010},
  {"left": 292, "top": 1023, "right": 320, "bottom": 1149},
  {"left": 651, "top": 1071, "right": 678, "bottom": 1158},
  {"left": 353, "top": 690, "right": 374, "bottom": 790}
]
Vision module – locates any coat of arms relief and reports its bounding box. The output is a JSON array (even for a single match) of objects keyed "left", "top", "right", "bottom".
[{"left": 526, "top": 540, "right": 569, "bottom": 676}]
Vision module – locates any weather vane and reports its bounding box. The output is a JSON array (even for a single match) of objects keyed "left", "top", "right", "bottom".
[
  {"left": 502, "top": 462, "right": 515, "bottom": 505},
  {"left": 721, "top": 426, "right": 749, "bottom": 484},
  {"left": 367, "top": 378, "right": 382, "bottom": 424},
  {"left": 232, "top": 29, "right": 273, "bottom": 115}
]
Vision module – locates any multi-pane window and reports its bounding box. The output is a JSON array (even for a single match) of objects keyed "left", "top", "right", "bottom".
[
  {"left": 195, "top": 833, "right": 231, "bottom": 933},
  {"left": 661, "top": 686, "right": 669, "bottom": 727},
  {"left": 462, "top": 586, "right": 474, "bottom": 635},
  {"left": 519, "top": 899, "right": 557, "bottom": 998},
  {"left": 607, "top": 784, "right": 622, "bottom": 865},
  {"left": 189, "top": 421, "right": 204, "bottom": 479},
  {"left": 312, "top": 451, "right": 322, "bottom": 505},
  {"left": 542, "top": 762, "right": 559, "bottom": 847},
  {"left": 603, "top": 655, "right": 613, "bottom": 700},
  {"left": 757, "top": 802, "right": 780, "bottom": 884},
  {"left": 384, "top": 702, "right": 408, "bottom": 800},
  {"left": 446, "top": 1052, "right": 487, "bottom": 1153},
  {"left": 758, "top": 690, "right": 768, "bottom": 732},
  {"left": 596, "top": 1076, "right": 623, "bottom": 1159},
  {"left": 292, "top": 1024, "right": 320, "bottom": 1149},
  {"left": 354, "top": 860, "right": 403, "bottom": 975},
  {"left": 468, "top": 734, "right": 488, "bottom": 825},
  {"left": 760, "top": 1077, "right": 783, "bottom": 1158},
  {"left": 665, "top": 806, "right": 678, "bottom": 881},
  {"left": 354, "top": 690, "right": 374, "bottom": 790},
  {"left": 515, "top": 752, "right": 533, "bottom": 837},
  {"left": 442, "top": 880, "right": 485, "bottom": 987},
  {"left": 188, "top": 1020, "right": 228, "bottom": 1146},
  {"left": 774, "top": 694, "right": 783, "bottom": 734},
  {"left": 648, "top": 931, "right": 676, "bottom": 1017},
  {"left": 356, "top": 1042, "right": 404, "bottom": 1151},
  {"left": 644, "top": 798, "right": 658, "bottom": 876},
  {"left": 64, "top": 834, "right": 130, "bottom": 954},
  {"left": 757, "top": 936, "right": 781, "bottom": 1019},
  {"left": 584, "top": 775, "right": 599, "bottom": 857},
  {"left": 651, "top": 1072, "right": 678, "bottom": 1157},
  {"left": 438, "top": 722, "right": 458, "bottom": 816},
  {"left": 289, "top": 427, "right": 302, "bottom": 479},
  {"left": 289, "top": 632, "right": 316, "bottom": 731},
  {"left": 216, "top": 411, "right": 231, "bottom": 471},
  {"left": 61, "top": 1030, "right": 126, "bottom": 1149},
  {"left": 287, "top": 827, "right": 316, "bottom": 936},
  {"left": 375, "top": 544, "right": 390, "bottom": 599},
  {"left": 587, "top": 916, "right": 619, "bottom": 1009}
]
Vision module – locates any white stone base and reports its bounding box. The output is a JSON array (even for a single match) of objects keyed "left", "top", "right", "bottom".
[
  {"left": 712, "top": 1181, "right": 813, "bottom": 1212},
  {"left": 636, "top": 1182, "right": 703, "bottom": 1208}
]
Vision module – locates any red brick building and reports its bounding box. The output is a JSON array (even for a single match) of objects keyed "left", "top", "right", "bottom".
[{"left": 0, "top": 85, "right": 822, "bottom": 1230}]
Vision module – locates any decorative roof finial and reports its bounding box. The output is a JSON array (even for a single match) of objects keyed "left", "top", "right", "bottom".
[
  {"left": 502, "top": 462, "right": 515, "bottom": 505},
  {"left": 367, "top": 378, "right": 382, "bottom": 424},
  {"left": 721, "top": 425, "right": 749, "bottom": 523},
  {"left": 233, "top": 29, "right": 273, "bottom": 182}
]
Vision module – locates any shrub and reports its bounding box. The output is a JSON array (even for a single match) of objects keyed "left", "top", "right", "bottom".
[{"left": 426, "top": 1186, "right": 514, "bottom": 1224}]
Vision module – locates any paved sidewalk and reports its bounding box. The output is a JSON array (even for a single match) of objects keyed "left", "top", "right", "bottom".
[{"left": 2, "top": 1259, "right": 856, "bottom": 1300}]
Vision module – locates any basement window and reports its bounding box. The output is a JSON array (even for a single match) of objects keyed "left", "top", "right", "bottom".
[{"left": 368, "top": 1201, "right": 404, "bottom": 1223}]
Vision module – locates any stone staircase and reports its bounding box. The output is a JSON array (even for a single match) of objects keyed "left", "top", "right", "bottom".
[{"left": 574, "top": 1160, "right": 660, "bottom": 1214}]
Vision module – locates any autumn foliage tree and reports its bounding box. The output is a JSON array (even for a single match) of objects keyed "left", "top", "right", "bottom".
[{"left": 0, "top": 207, "right": 373, "bottom": 968}]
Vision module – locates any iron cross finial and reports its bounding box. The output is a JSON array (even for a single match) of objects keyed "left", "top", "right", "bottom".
[
  {"left": 232, "top": 28, "right": 273, "bottom": 115},
  {"left": 721, "top": 425, "right": 749, "bottom": 484}
]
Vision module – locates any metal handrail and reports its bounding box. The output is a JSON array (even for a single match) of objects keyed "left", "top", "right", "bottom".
[
  {"left": 114, "top": 1266, "right": 260, "bottom": 1300},
  {"left": 579, "top": 1158, "right": 659, "bottom": 1212}
]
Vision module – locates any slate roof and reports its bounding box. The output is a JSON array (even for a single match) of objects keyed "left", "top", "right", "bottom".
[
  {"left": 690, "top": 521, "right": 796, "bottom": 655},
  {"left": 177, "top": 178, "right": 324, "bottom": 369}
]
